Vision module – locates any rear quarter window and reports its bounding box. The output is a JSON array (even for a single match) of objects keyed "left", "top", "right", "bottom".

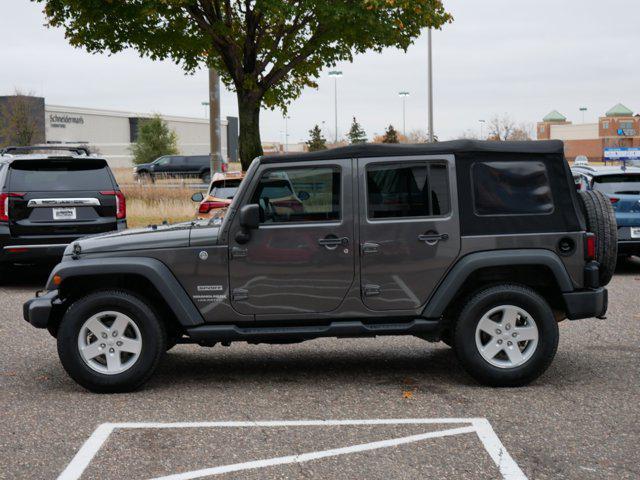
[
  {"left": 9, "top": 160, "right": 114, "bottom": 191},
  {"left": 592, "top": 174, "right": 640, "bottom": 195},
  {"left": 472, "top": 161, "right": 554, "bottom": 216}
]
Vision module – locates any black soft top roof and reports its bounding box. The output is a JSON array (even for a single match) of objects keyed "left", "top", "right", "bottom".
[{"left": 261, "top": 140, "right": 565, "bottom": 163}]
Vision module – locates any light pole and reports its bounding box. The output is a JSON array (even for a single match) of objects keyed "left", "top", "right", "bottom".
[
  {"left": 208, "top": 68, "right": 223, "bottom": 175},
  {"left": 283, "top": 114, "right": 290, "bottom": 152},
  {"left": 201, "top": 101, "right": 209, "bottom": 118},
  {"left": 328, "top": 70, "right": 343, "bottom": 143},
  {"left": 479, "top": 119, "right": 486, "bottom": 139},
  {"left": 427, "top": 28, "right": 434, "bottom": 143},
  {"left": 579, "top": 107, "right": 587, "bottom": 124},
  {"left": 399, "top": 91, "right": 410, "bottom": 138}
]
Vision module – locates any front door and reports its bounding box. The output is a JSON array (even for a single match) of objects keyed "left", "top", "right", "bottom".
[
  {"left": 229, "top": 160, "right": 355, "bottom": 315},
  {"left": 359, "top": 156, "right": 460, "bottom": 311}
]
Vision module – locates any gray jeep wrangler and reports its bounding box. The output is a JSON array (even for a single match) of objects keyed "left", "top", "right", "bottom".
[{"left": 24, "top": 140, "right": 615, "bottom": 393}]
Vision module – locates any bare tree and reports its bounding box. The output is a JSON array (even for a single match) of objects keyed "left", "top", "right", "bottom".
[
  {"left": 487, "top": 114, "right": 532, "bottom": 141},
  {"left": 0, "top": 91, "right": 40, "bottom": 147},
  {"left": 407, "top": 129, "right": 429, "bottom": 143}
]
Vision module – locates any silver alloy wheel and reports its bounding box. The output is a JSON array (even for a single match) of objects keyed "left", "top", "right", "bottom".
[
  {"left": 474, "top": 305, "right": 539, "bottom": 369},
  {"left": 77, "top": 311, "right": 142, "bottom": 375}
]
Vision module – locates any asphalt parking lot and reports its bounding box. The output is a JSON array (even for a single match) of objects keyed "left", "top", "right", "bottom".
[{"left": 1, "top": 259, "right": 639, "bottom": 479}]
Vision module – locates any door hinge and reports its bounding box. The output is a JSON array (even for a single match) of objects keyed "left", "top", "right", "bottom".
[
  {"left": 363, "top": 284, "right": 381, "bottom": 297},
  {"left": 230, "top": 247, "right": 248, "bottom": 259},
  {"left": 231, "top": 288, "right": 249, "bottom": 301}
]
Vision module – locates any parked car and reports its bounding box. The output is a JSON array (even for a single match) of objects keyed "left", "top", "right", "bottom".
[
  {"left": 134, "top": 155, "right": 227, "bottom": 183},
  {"left": 24, "top": 140, "right": 613, "bottom": 392},
  {"left": 192, "top": 171, "right": 245, "bottom": 220},
  {"left": 0, "top": 146, "right": 126, "bottom": 275},
  {"left": 572, "top": 164, "right": 640, "bottom": 258}
]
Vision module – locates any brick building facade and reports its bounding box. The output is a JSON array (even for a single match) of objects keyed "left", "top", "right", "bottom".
[{"left": 537, "top": 104, "right": 639, "bottom": 161}]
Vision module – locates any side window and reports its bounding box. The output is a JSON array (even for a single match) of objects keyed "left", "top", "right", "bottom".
[
  {"left": 366, "top": 162, "right": 451, "bottom": 219},
  {"left": 155, "top": 157, "right": 170, "bottom": 166},
  {"left": 251, "top": 167, "right": 341, "bottom": 224},
  {"left": 472, "top": 161, "right": 554, "bottom": 216},
  {"left": 169, "top": 156, "right": 185, "bottom": 166}
]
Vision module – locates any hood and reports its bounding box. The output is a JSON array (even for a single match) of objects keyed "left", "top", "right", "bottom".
[{"left": 66, "top": 221, "right": 197, "bottom": 256}]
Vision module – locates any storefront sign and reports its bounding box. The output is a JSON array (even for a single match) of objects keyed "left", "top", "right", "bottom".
[
  {"left": 604, "top": 147, "right": 640, "bottom": 160},
  {"left": 49, "top": 114, "right": 85, "bottom": 129}
]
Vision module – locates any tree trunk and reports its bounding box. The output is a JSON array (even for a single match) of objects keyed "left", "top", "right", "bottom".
[{"left": 237, "top": 93, "right": 263, "bottom": 171}]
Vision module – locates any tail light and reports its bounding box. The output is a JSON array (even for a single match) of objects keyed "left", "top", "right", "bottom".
[
  {"left": 585, "top": 233, "right": 596, "bottom": 261},
  {"left": 221, "top": 163, "right": 228, "bottom": 173},
  {"left": 0, "top": 192, "right": 25, "bottom": 222},
  {"left": 609, "top": 197, "right": 619, "bottom": 204},
  {"left": 199, "top": 201, "right": 227, "bottom": 214},
  {"left": 100, "top": 190, "right": 127, "bottom": 219}
]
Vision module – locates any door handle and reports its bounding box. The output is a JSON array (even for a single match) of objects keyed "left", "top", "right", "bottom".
[
  {"left": 418, "top": 232, "right": 449, "bottom": 245},
  {"left": 318, "top": 236, "right": 349, "bottom": 249},
  {"left": 361, "top": 242, "right": 380, "bottom": 255}
]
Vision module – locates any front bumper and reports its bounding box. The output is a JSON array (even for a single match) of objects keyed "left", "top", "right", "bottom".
[
  {"left": 23, "top": 290, "right": 59, "bottom": 329},
  {"left": 563, "top": 288, "right": 608, "bottom": 320}
]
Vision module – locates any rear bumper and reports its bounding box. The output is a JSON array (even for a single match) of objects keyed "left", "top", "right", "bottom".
[
  {"left": 617, "top": 240, "right": 640, "bottom": 256},
  {"left": 23, "top": 290, "right": 59, "bottom": 329},
  {"left": 2, "top": 243, "right": 68, "bottom": 262},
  {"left": 563, "top": 288, "right": 608, "bottom": 320}
]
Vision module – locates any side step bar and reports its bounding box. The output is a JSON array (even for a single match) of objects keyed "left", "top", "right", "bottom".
[{"left": 186, "top": 319, "right": 440, "bottom": 345}]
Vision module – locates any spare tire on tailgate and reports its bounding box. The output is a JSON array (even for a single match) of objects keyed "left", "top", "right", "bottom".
[{"left": 577, "top": 190, "right": 618, "bottom": 286}]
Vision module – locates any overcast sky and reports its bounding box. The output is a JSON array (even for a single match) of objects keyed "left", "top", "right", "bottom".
[{"left": 2, "top": 0, "right": 639, "bottom": 144}]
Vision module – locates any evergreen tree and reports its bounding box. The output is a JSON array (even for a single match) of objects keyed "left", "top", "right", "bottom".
[
  {"left": 347, "top": 117, "right": 367, "bottom": 144},
  {"left": 382, "top": 124, "right": 400, "bottom": 144},
  {"left": 306, "top": 125, "right": 327, "bottom": 151},
  {"left": 130, "top": 115, "right": 179, "bottom": 165}
]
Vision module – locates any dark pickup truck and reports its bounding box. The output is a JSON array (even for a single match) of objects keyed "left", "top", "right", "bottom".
[{"left": 24, "top": 140, "right": 614, "bottom": 392}]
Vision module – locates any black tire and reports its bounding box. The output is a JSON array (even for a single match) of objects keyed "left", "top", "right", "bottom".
[
  {"left": 57, "top": 290, "right": 166, "bottom": 393},
  {"left": 454, "top": 284, "right": 559, "bottom": 387},
  {"left": 577, "top": 190, "right": 618, "bottom": 285}
]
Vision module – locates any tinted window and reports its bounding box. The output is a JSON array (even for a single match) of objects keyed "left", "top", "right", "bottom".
[
  {"left": 593, "top": 174, "right": 640, "bottom": 195},
  {"left": 367, "top": 162, "right": 450, "bottom": 219},
  {"left": 169, "top": 156, "right": 185, "bottom": 166},
  {"left": 10, "top": 160, "right": 113, "bottom": 191},
  {"left": 251, "top": 167, "right": 340, "bottom": 223},
  {"left": 187, "top": 155, "right": 210, "bottom": 165},
  {"left": 473, "top": 161, "right": 553, "bottom": 215},
  {"left": 210, "top": 179, "right": 242, "bottom": 199}
]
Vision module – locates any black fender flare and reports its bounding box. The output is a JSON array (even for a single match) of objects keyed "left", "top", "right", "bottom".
[
  {"left": 422, "top": 249, "right": 575, "bottom": 318},
  {"left": 47, "top": 257, "right": 204, "bottom": 327}
]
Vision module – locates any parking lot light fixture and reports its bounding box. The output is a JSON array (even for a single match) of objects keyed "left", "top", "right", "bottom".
[
  {"left": 579, "top": 107, "right": 588, "bottom": 124},
  {"left": 328, "top": 70, "right": 343, "bottom": 143},
  {"left": 479, "top": 119, "right": 486, "bottom": 139}
]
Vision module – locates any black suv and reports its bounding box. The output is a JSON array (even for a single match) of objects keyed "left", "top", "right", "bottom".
[
  {"left": 0, "top": 146, "right": 126, "bottom": 274},
  {"left": 134, "top": 154, "right": 223, "bottom": 183},
  {"left": 24, "top": 140, "right": 614, "bottom": 392}
]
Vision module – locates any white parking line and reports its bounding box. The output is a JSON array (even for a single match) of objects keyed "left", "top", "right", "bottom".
[{"left": 57, "top": 418, "right": 527, "bottom": 480}]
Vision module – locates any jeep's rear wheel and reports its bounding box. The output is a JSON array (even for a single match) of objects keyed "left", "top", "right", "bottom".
[
  {"left": 454, "top": 284, "right": 558, "bottom": 387},
  {"left": 57, "top": 290, "right": 166, "bottom": 393},
  {"left": 577, "top": 190, "right": 617, "bottom": 285}
]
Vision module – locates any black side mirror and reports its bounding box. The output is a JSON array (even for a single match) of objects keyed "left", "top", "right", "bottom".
[
  {"left": 191, "top": 192, "right": 204, "bottom": 202},
  {"left": 236, "top": 204, "right": 260, "bottom": 244},
  {"left": 239, "top": 204, "right": 260, "bottom": 230}
]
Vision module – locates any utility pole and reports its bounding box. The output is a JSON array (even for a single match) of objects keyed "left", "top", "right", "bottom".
[
  {"left": 479, "top": 119, "right": 486, "bottom": 139},
  {"left": 399, "top": 91, "right": 410, "bottom": 138},
  {"left": 208, "top": 67, "right": 223, "bottom": 177},
  {"left": 427, "top": 29, "right": 434, "bottom": 143},
  {"left": 579, "top": 107, "right": 587, "bottom": 124},
  {"left": 328, "top": 70, "right": 343, "bottom": 143}
]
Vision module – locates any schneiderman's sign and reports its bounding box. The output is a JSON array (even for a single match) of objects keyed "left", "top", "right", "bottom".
[{"left": 49, "top": 114, "right": 85, "bottom": 129}]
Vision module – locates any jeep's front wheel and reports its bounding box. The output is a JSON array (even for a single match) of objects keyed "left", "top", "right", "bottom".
[
  {"left": 454, "top": 284, "right": 558, "bottom": 387},
  {"left": 57, "top": 290, "right": 166, "bottom": 393}
]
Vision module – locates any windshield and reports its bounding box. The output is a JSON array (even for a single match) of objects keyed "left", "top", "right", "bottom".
[
  {"left": 210, "top": 179, "right": 242, "bottom": 199},
  {"left": 593, "top": 174, "right": 640, "bottom": 195},
  {"left": 10, "top": 160, "right": 113, "bottom": 191}
]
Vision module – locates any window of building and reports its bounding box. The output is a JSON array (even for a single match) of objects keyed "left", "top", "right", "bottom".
[
  {"left": 539, "top": 125, "right": 545, "bottom": 133},
  {"left": 366, "top": 162, "right": 450, "bottom": 219},
  {"left": 251, "top": 167, "right": 340, "bottom": 223},
  {"left": 619, "top": 121, "right": 633, "bottom": 129},
  {"left": 602, "top": 121, "right": 609, "bottom": 129},
  {"left": 472, "top": 161, "right": 554, "bottom": 216}
]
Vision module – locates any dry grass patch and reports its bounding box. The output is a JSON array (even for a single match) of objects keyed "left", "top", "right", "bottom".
[{"left": 122, "top": 185, "right": 197, "bottom": 228}]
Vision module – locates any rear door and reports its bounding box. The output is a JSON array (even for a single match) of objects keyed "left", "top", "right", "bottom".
[
  {"left": 358, "top": 156, "right": 460, "bottom": 311},
  {"left": 8, "top": 159, "right": 119, "bottom": 238}
]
